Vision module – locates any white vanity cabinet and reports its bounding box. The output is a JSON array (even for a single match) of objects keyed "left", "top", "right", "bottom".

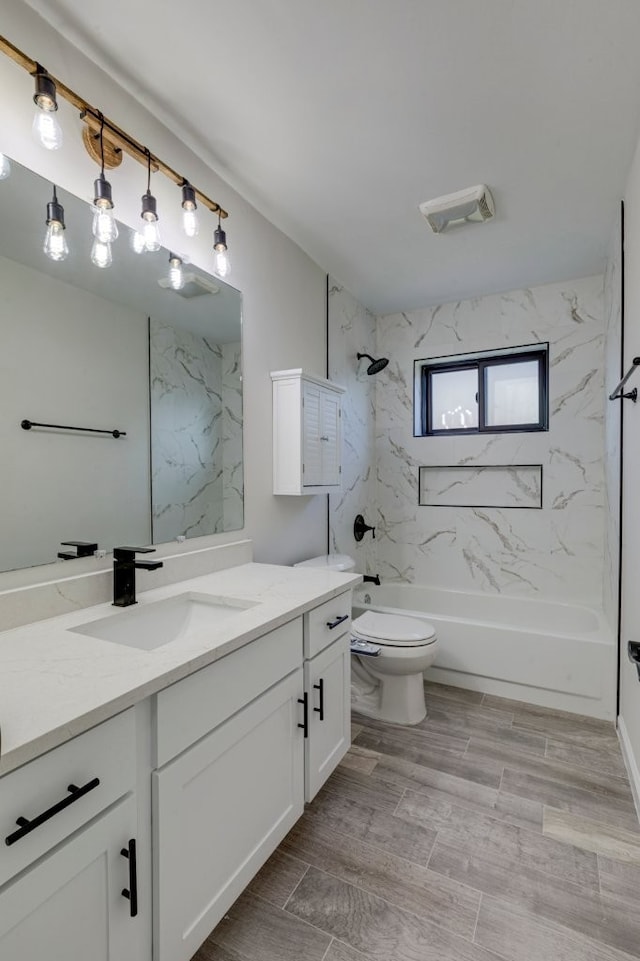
[
  {"left": 302, "top": 592, "right": 352, "bottom": 801},
  {"left": 0, "top": 710, "right": 142, "bottom": 961},
  {"left": 271, "top": 369, "right": 345, "bottom": 494},
  {"left": 151, "top": 618, "right": 306, "bottom": 961}
]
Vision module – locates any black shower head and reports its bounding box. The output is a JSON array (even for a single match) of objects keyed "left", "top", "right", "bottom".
[{"left": 357, "top": 352, "right": 389, "bottom": 376}]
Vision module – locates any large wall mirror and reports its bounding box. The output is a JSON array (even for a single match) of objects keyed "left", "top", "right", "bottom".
[{"left": 0, "top": 158, "right": 243, "bottom": 573}]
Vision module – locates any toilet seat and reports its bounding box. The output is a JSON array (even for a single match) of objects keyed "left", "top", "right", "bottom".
[{"left": 351, "top": 611, "right": 436, "bottom": 648}]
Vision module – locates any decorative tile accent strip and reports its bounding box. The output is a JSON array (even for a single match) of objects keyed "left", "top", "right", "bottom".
[{"left": 418, "top": 465, "right": 542, "bottom": 509}]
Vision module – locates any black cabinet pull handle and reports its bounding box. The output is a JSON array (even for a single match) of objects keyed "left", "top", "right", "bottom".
[
  {"left": 121, "top": 838, "right": 138, "bottom": 917},
  {"left": 326, "top": 614, "right": 348, "bottom": 630},
  {"left": 313, "top": 678, "right": 325, "bottom": 721},
  {"left": 297, "top": 693, "right": 309, "bottom": 738},
  {"left": 628, "top": 641, "right": 640, "bottom": 680},
  {"left": 5, "top": 777, "right": 100, "bottom": 847}
]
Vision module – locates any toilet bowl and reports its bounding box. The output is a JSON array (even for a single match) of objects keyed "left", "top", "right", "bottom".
[
  {"left": 350, "top": 610, "right": 438, "bottom": 725},
  {"left": 293, "top": 554, "right": 438, "bottom": 726}
]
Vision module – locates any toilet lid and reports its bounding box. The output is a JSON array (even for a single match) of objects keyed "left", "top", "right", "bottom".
[{"left": 351, "top": 611, "right": 436, "bottom": 647}]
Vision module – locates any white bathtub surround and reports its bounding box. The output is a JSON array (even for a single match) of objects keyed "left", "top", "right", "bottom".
[
  {"left": 327, "top": 280, "right": 378, "bottom": 576},
  {"left": 354, "top": 583, "right": 615, "bottom": 719},
  {"left": 602, "top": 209, "right": 622, "bottom": 634},
  {"left": 375, "top": 275, "right": 606, "bottom": 604}
]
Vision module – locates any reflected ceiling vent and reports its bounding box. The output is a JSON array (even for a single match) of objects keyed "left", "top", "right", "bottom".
[
  {"left": 419, "top": 184, "right": 495, "bottom": 233},
  {"left": 157, "top": 272, "right": 220, "bottom": 298}
]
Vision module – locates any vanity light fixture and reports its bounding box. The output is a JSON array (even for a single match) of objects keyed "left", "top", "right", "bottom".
[
  {"left": 213, "top": 212, "right": 230, "bottom": 279},
  {"left": 139, "top": 149, "right": 161, "bottom": 252},
  {"left": 91, "top": 115, "right": 118, "bottom": 247},
  {"left": 0, "top": 152, "right": 10, "bottom": 179},
  {"left": 181, "top": 182, "right": 199, "bottom": 238},
  {"left": 32, "top": 65, "right": 63, "bottom": 150},
  {"left": 167, "top": 252, "right": 185, "bottom": 290},
  {"left": 43, "top": 184, "right": 69, "bottom": 262}
]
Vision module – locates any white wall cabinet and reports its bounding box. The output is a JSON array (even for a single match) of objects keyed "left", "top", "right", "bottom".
[
  {"left": 0, "top": 795, "right": 140, "bottom": 961},
  {"left": 304, "top": 634, "right": 351, "bottom": 801},
  {"left": 153, "top": 669, "right": 305, "bottom": 961},
  {"left": 271, "top": 369, "right": 345, "bottom": 494}
]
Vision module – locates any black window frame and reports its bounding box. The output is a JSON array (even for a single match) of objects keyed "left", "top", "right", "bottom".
[{"left": 416, "top": 344, "right": 549, "bottom": 437}]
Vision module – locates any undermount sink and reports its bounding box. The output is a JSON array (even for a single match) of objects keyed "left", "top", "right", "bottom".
[{"left": 69, "top": 592, "right": 258, "bottom": 651}]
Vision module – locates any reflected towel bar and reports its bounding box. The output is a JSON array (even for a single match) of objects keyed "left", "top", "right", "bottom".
[
  {"left": 21, "top": 419, "right": 126, "bottom": 438},
  {"left": 609, "top": 357, "right": 640, "bottom": 402}
]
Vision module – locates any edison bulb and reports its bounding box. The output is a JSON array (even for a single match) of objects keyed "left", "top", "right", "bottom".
[
  {"left": 33, "top": 108, "right": 63, "bottom": 151},
  {"left": 168, "top": 258, "right": 184, "bottom": 290},
  {"left": 142, "top": 215, "right": 161, "bottom": 252},
  {"left": 182, "top": 207, "right": 199, "bottom": 238},
  {"left": 0, "top": 153, "right": 11, "bottom": 180},
  {"left": 131, "top": 229, "right": 146, "bottom": 254},
  {"left": 43, "top": 221, "right": 68, "bottom": 261},
  {"left": 92, "top": 204, "right": 118, "bottom": 243},
  {"left": 91, "top": 238, "right": 112, "bottom": 269},
  {"left": 214, "top": 247, "right": 231, "bottom": 279}
]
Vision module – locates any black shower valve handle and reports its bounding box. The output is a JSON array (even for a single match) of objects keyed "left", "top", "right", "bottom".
[{"left": 354, "top": 514, "right": 376, "bottom": 542}]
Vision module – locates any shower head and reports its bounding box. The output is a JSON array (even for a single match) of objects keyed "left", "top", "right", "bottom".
[{"left": 357, "top": 352, "right": 389, "bottom": 376}]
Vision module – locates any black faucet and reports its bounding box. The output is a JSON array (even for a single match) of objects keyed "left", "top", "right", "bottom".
[
  {"left": 113, "top": 547, "right": 163, "bottom": 607},
  {"left": 58, "top": 540, "right": 98, "bottom": 560},
  {"left": 363, "top": 574, "right": 381, "bottom": 586}
]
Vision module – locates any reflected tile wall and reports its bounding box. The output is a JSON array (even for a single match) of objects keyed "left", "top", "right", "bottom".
[
  {"left": 375, "top": 275, "right": 606, "bottom": 603},
  {"left": 327, "top": 279, "right": 378, "bottom": 576},
  {"left": 150, "top": 319, "right": 224, "bottom": 542},
  {"left": 222, "top": 341, "right": 244, "bottom": 531},
  {"left": 603, "top": 210, "right": 622, "bottom": 631}
]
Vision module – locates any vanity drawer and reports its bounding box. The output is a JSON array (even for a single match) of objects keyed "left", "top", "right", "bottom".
[
  {"left": 155, "top": 616, "right": 302, "bottom": 767},
  {"left": 0, "top": 708, "right": 136, "bottom": 887},
  {"left": 304, "top": 591, "right": 352, "bottom": 659}
]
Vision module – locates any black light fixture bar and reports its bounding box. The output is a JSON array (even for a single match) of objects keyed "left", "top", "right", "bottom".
[{"left": 0, "top": 33, "right": 228, "bottom": 220}]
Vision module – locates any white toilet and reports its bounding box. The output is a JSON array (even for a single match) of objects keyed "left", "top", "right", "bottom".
[{"left": 293, "top": 554, "right": 439, "bottom": 726}]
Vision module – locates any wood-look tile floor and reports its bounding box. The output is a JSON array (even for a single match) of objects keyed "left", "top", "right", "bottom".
[{"left": 193, "top": 682, "right": 640, "bottom": 961}]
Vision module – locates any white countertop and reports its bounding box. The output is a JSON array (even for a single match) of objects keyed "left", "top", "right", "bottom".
[{"left": 0, "top": 562, "right": 361, "bottom": 776}]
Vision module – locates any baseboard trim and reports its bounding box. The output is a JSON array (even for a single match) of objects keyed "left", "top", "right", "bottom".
[{"left": 618, "top": 714, "right": 640, "bottom": 824}]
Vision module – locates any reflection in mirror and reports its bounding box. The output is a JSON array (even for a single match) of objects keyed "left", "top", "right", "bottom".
[{"left": 0, "top": 157, "right": 243, "bottom": 574}]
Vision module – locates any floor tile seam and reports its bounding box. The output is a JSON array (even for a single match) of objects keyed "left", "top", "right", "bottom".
[
  {"left": 428, "top": 837, "right": 606, "bottom": 906},
  {"left": 430, "top": 834, "right": 601, "bottom": 894},
  {"left": 281, "top": 862, "right": 311, "bottom": 912},
  {"left": 391, "top": 786, "right": 408, "bottom": 816},
  {"left": 245, "top": 888, "right": 335, "bottom": 946},
  {"left": 476, "top": 892, "right": 640, "bottom": 961},
  {"left": 283, "top": 861, "right": 482, "bottom": 943},
  {"left": 510, "top": 719, "right": 620, "bottom": 746},
  {"left": 296, "top": 818, "right": 439, "bottom": 871},
  {"left": 500, "top": 761, "right": 635, "bottom": 801},
  {"left": 542, "top": 804, "right": 640, "bottom": 852},
  {"left": 471, "top": 891, "right": 482, "bottom": 945},
  {"left": 319, "top": 938, "right": 334, "bottom": 961}
]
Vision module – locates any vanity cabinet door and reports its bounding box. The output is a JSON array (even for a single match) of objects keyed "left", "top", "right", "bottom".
[
  {"left": 0, "top": 795, "right": 141, "bottom": 961},
  {"left": 153, "top": 668, "right": 305, "bottom": 961},
  {"left": 305, "top": 633, "right": 351, "bottom": 801}
]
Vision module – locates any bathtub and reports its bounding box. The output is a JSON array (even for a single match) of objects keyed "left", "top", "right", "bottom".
[{"left": 352, "top": 583, "right": 616, "bottom": 719}]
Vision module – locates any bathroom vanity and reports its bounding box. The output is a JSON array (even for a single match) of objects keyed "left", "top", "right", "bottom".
[{"left": 0, "top": 557, "right": 358, "bottom": 961}]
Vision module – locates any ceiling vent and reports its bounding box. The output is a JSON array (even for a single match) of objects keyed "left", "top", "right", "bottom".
[
  {"left": 157, "top": 272, "right": 220, "bottom": 298},
  {"left": 419, "top": 184, "right": 495, "bottom": 234}
]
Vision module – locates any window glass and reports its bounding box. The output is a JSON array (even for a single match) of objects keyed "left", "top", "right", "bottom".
[
  {"left": 484, "top": 360, "right": 540, "bottom": 427},
  {"left": 430, "top": 367, "right": 478, "bottom": 431}
]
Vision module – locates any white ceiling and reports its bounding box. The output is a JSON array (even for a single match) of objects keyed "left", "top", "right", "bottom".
[{"left": 21, "top": 0, "right": 640, "bottom": 314}]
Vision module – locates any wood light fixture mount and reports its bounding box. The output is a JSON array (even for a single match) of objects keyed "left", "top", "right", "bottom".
[{"left": 0, "top": 33, "right": 228, "bottom": 219}]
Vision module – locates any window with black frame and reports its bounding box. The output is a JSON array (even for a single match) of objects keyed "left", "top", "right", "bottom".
[{"left": 413, "top": 344, "right": 549, "bottom": 436}]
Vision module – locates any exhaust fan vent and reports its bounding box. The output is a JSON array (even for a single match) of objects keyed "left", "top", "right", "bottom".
[
  {"left": 419, "top": 184, "right": 495, "bottom": 234},
  {"left": 157, "top": 272, "right": 220, "bottom": 298}
]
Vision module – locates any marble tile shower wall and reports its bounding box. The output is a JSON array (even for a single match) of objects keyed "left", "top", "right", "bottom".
[
  {"left": 328, "top": 280, "right": 378, "bottom": 575},
  {"left": 603, "top": 210, "right": 622, "bottom": 630},
  {"left": 375, "top": 276, "right": 606, "bottom": 603}
]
